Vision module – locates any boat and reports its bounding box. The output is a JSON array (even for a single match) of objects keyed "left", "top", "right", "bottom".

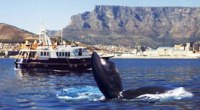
[{"left": 14, "top": 26, "right": 113, "bottom": 71}]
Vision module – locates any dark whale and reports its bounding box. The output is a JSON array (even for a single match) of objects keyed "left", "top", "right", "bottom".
[{"left": 91, "top": 52, "right": 171, "bottom": 100}]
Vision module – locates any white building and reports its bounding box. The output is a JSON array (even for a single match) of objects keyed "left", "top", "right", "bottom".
[{"left": 144, "top": 47, "right": 194, "bottom": 57}]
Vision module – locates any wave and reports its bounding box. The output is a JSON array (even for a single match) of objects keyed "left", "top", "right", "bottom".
[
  {"left": 135, "top": 87, "right": 193, "bottom": 102},
  {"left": 56, "top": 86, "right": 103, "bottom": 101},
  {"left": 56, "top": 86, "right": 193, "bottom": 102}
]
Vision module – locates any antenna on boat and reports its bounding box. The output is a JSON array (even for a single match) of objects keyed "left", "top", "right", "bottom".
[{"left": 61, "top": 27, "right": 63, "bottom": 45}]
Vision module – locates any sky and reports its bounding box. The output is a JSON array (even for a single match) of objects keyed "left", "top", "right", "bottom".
[{"left": 1, "top": 0, "right": 200, "bottom": 34}]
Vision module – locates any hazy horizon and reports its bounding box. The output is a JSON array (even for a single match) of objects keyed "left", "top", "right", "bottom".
[{"left": 1, "top": 0, "right": 200, "bottom": 34}]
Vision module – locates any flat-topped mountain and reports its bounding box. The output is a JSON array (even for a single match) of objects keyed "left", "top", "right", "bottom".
[
  {"left": 62, "top": 5, "right": 200, "bottom": 47},
  {"left": 0, "top": 23, "right": 37, "bottom": 42}
]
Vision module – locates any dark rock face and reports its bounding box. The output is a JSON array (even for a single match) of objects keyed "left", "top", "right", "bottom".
[{"left": 63, "top": 5, "right": 200, "bottom": 47}]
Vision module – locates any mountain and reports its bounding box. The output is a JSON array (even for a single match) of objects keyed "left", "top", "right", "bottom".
[
  {"left": 62, "top": 5, "right": 200, "bottom": 48},
  {"left": 0, "top": 23, "right": 37, "bottom": 43},
  {"left": 46, "top": 30, "right": 60, "bottom": 37}
]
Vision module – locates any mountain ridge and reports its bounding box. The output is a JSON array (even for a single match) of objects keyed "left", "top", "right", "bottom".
[
  {"left": 0, "top": 23, "right": 37, "bottom": 42},
  {"left": 62, "top": 5, "right": 200, "bottom": 47}
]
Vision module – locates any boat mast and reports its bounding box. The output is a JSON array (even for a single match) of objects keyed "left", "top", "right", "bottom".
[
  {"left": 61, "top": 27, "right": 63, "bottom": 45},
  {"left": 39, "top": 24, "right": 52, "bottom": 46}
]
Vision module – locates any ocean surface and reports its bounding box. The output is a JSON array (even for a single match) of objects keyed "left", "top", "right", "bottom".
[{"left": 0, "top": 58, "right": 200, "bottom": 110}]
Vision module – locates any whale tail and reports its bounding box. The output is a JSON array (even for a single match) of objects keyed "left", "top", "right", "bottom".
[{"left": 91, "top": 52, "right": 123, "bottom": 99}]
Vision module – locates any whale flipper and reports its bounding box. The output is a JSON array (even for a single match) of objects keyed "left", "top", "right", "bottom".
[
  {"left": 121, "top": 86, "right": 170, "bottom": 99},
  {"left": 91, "top": 52, "right": 170, "bottom": 100},
  {"left": 91, "top": 52, "right": 123, "bottom": 99}
]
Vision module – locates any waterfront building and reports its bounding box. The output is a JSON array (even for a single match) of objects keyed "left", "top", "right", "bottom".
[{"left": 144, "top": 46, "right": 194, "bottom": 57}]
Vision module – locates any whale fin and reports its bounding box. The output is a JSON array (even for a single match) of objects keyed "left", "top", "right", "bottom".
[
  {"left": 121, "top": 86, "right": 170, "bottom": 99},
  {"left": 91, "top": 52, "right": 123, "bottom": 99}
]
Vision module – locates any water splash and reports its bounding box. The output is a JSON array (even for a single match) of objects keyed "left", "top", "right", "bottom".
[
  {"left": 56, "top": 86, "right": 103, "bottom": 101},
  {"left": 56, "top": 86, "right": 193, "bottom": 103},
  {"left": 136, "top": 87, "right": 193, "bottom": 102}
]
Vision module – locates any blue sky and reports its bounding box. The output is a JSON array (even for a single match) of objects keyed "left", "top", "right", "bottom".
[{"left": 1, "top": 0, "right": 200, "bottom": 33}]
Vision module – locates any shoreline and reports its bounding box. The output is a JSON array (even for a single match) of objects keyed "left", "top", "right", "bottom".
[
  {"left": 2, "top": 54, "right": 200, "bottom": 59},
  {"left": 112, "top": 56, "right": 200, "bottom": 59},
  {"left": 1, "top": 56, "right": 199, "bottom": 59}
]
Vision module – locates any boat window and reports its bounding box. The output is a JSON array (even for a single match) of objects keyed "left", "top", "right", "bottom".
[
  {"left": 47, "top": 52, "right": 49, "bottom": 56},
  {"left": 56, "top": 52, "right": 60, "bottom": 56},
  {"left": 40, "top": 52, "right": 49, "bottom": 56},
  {"left": 44, "top": 52, "right": 46, "bottom": 56},
  {"left": 65, "top": 52, "right": 70, "bottom": 57},
  {"left": 41, "top": 52, "right": 43, "bottom": 56},
  {"left": 29, "top": 51, "right": 36, "bottom": 58},
  {"left": 56, "top": 52, "right": 70, "bottom": 57}
]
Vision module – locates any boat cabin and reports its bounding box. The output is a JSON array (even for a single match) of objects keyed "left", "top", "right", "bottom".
[{"left": 17, "top": 45, "right": 91, "bottom": 60}]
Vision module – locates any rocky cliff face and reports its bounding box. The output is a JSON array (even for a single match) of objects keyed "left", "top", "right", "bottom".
[
  {"left": 63, "top": 6, "right": 200, "bottom": 47},
  {"left": 0, "top": 23, "right": 37, "bottom": 42}
]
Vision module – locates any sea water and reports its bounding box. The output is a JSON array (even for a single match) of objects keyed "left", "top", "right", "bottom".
[{"left": 0, "top": 58, "right": 199, "bottom": 109}]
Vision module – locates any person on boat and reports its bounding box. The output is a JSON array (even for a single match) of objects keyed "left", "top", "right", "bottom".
[
  {"left": 78, "top": 48, "right": 82, "bottom": 56},
  {"left": 31, "top": 40, "right": 38, "bottom": 50},
  {"left": 52, "top": 42, "right": 57, "bottom": 49}
]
